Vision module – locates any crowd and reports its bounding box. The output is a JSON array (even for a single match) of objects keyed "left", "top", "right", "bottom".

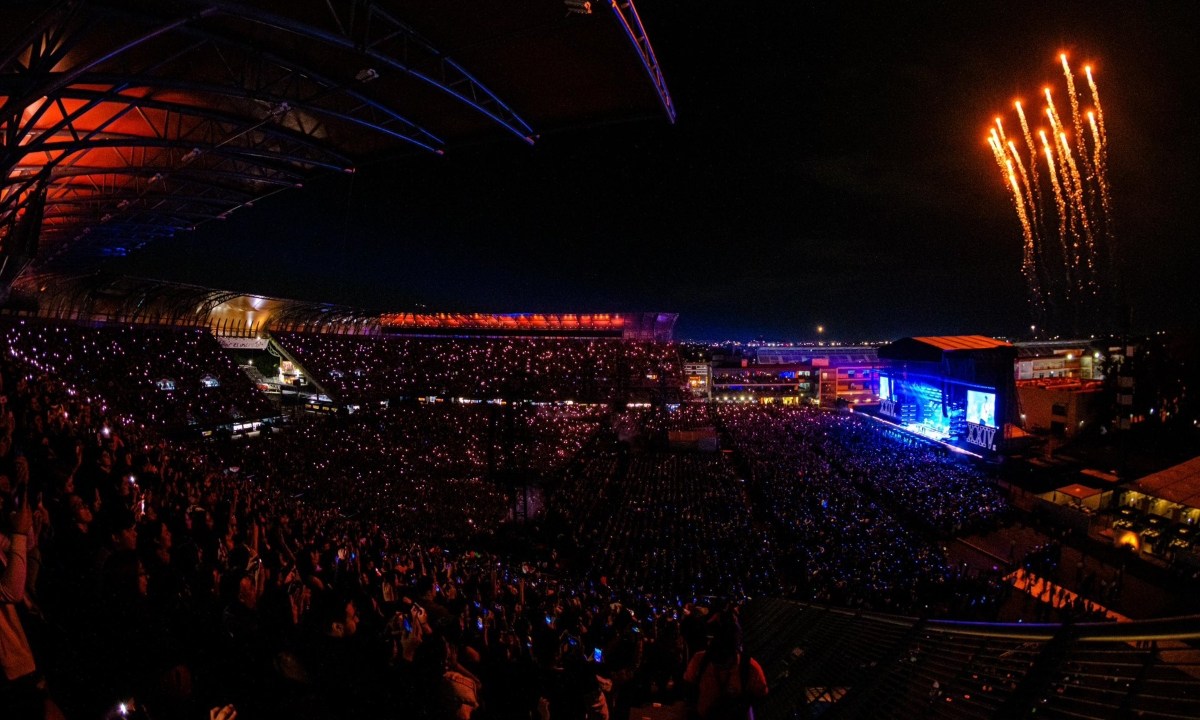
[
  {"left": 273, "top": 333, "right": 682, "bottom": 404},
  {"left": 1, "top": 346, "right": 752, "bottom": 720},
  {"left": 717, "top": 405, "right": 1007, "bottom": 534},
  {"left": 546, "top": 447, "right": 775, "bottom": 600},
  {"left": 0, "top": 324, "right": 1032, "bottom": 719},
  {"left": 715, "top": 404, "right": 1010, "bottom": 613},
  {"left": 216, "top": 403, "right": 605, "bottom": 546},
  {"left": 3, "top": 320, "right": 276, "bottom": 430},
  {"left": 541, "top": 403, "right": 1014, "bottom": 616}
]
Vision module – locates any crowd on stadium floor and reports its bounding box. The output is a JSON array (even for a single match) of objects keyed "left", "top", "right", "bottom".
[{"left": 715, "top": 405, "right": 1011, "bottom": 614}]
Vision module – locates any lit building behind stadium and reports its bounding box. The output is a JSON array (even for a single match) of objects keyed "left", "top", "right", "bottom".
[
  {"left": 1013, "top": 339, "right": 1109, "bottom": 441},
  {"left": 698, "top": 344, "right": 881, "bottom": 407}
]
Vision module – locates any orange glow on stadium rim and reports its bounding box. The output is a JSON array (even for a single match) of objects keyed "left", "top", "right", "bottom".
[{"left": 378, "top": 313, "right": 627, "bottom": 329}]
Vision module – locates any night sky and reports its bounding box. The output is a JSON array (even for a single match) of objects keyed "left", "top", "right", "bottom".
[{"left": 115, "top": 2, "right": 1200, "bottom": 342}]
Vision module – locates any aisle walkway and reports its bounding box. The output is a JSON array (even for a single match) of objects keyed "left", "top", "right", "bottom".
[{"left": 1003, "top": 567, "right": 1129, "bottom": 622}]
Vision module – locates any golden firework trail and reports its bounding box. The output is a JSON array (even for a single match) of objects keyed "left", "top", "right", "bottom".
[
  {"left": 987, "top": 54, "right": 1118, "bottom": 332},
  {"left": 1058, "top": 130, "right": 1098, "bottom": 283},
  {"left": 1087, "top": 112, "right": 1101, "bottom": 165},
  {"left": 1039, "top": 131, "right": 1066, "bottom": 228},
  {"left": 1005, "top": 157, "right": 1032, "bottom": 247},
  {"left": 1085, "top": 65, "right": 1106, "bottom": 145},
  {"left": 1087, "top": 110, "right": 1110, "bottom": 216},
  {"left": 1039, "top": 130, "right": 1073, "bottom": 295},
  {"left": 1004, "top": 154, "right": 1043, "bottom": 313},
  {"left": 987, "top": 132, "right": 1008, "bottom": 177},
  {"left": 1049, "top": 124, "right": 1083, "bottom": 270},
  {"left": 1008, "top": 141, "right": 1031, "bottom": 202},
  {"left": 1015, "top": 102, "right": 1036, "bottom": 155},
  {"left": 1044, "top": 88, "right": 1064, "bottom": 137},
  {"left": 1061, "top": 54, "right": 1095, "bottom": 182},
  {"left": 994, "top": 116, "right": 1011, "bottom": 148},
  {"left": 990, "top": 133, "right": 1027, "bottom": 238},
  {"left": 990, "top": 133, "right": 1039, "bottom": 294},
  {"left": 1007, "top": 139, "right": 1042, "bottom": 242},
  {"left": 1014, "top": 101, "right": 1045, "bottom": 240},
  {"left": 1085, "top": 66, "right": 1115, "bottom": 236}
]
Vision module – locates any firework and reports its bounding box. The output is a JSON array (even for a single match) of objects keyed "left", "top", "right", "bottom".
[
  {"left": 1085, "top": 65, "right": 1106, "bottom": 145},
  {"left": 1007, "top": 157, "right": 1043, "bottom": 314},
  {"left": 985, "top": 53, "right": 1117, "bottom": 333},
  {"left": 1061, "top": 54, "right": 1095, "bottom": 183},
  {"left": 1085, "top": 66, "right": 1115, "bottom": 241},
  {"left": 1014, "top": 101, "right": 1045, "bottom": 244},
  {"left": 1039, "top": 130, "right": 1072, "bottom": 298}
]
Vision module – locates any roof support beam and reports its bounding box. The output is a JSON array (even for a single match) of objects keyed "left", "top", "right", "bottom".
[
  {"left": 607, "top": 1, "right": 676, "bottom": 124},
  {"left": 182, "top": 0, "right": 536, "bottom": 144},
  {"left": 0, "top": 5, "right": 220, "bottom": 124},
  {"left": 27, "top": 137, "right": 351, "bottom": 173},
  {"left": 45, "top": 87, "right": 355, "bottom": 166},
  {"left": 28, "top": 165, "right": 302, "bottom": 189}
]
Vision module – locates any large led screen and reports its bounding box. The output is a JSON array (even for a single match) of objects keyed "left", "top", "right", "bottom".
[{"left": 966, "top": 390, "right": 997, "bottom": 428}]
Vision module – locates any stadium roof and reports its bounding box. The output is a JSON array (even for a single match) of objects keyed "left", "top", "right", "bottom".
[
  {"left": 754, "top": 346, "right": 879, "bottom": 366},
  {"left": 1, "top": 0, "right": 674, "bottom": 289},
  {"left": 878, "top": 335, "right": 1016, "bottom": 364},
  {"left": 1132, "top": 456, "right": 1200, "bottom": 510}
]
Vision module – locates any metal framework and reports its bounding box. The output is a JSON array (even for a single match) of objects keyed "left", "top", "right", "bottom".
[
  {"left": 607, "top": 1, "right": 675, "bottom": 124},
  {"left": 1, "top": 0, "right": 676, "bottom": 294},
  {"left": 0, "top": 0, "right": 539, "bottom": 268},
  {"left": 9, "top": 270, "right": 382, "bottom": 334}
]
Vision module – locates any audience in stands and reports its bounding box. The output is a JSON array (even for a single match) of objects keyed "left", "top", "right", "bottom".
[
  {"left": 4, "top": 320, "right": 276, "bottom": 429},
  {"left": 273, "top": 332, "right": 681, "bottom": 404},
  {"left": 0, "top": 321, "right": 1068, "bottom": 720}
]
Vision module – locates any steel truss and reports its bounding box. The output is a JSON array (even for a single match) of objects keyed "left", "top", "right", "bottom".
[
  {"left": 607, "top": 0, "right": 675, "bottom": 124},
  {"left": 1, "top": 0, "right": 675, "bottom": 283},
  {"left": 1, "top": 0, "right": 536, "bottom": 267}
]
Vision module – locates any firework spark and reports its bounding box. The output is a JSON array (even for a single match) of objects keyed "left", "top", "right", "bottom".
[
  {"left": 1039, "top": 130, "right": 1072, "bottom": 298},
  {"left": 1014, "top": 101, "right": 1045, "bottom": 241},
  {"left": 988, "top": 55, "right": 1117, "bottom": 333},
  {"left": 1007, "top": 157, "right": 1043, "bottom": 313},
  {"left": 1061, "top": 54, "right": 1095, "bottom": 182},
  {"left": 1085, "top": 65, "right": 1106, "bottom": 145},
  {"left": 1085, "top": 66, "right": 1115, "bottom": 242}
]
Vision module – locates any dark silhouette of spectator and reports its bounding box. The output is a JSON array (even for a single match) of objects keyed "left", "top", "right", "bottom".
[{"left": 683, "top": 619, "right": 767, "bottom": 720}]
